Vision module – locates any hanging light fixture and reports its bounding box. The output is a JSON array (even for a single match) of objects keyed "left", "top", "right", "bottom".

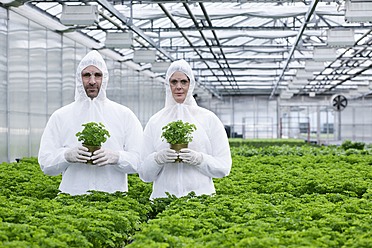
[
  {"left": 356, "top": 85, "right": 370, "bottom": 93},
  {"left": 296, "top": 69, "right": 313, "bottom": 79},
  {"left": 133, "top": 50, "right": 156, "bottom": 63},
  {"left": 309, "top": 92, "right": 316, "bottom": 97},
  {"left": 60, "top": 5, "right": 99, "bottom": 26},
  {"left": 280, "top": 92, "right": 293, "bottom": 99},
  {"left": 345, "top": 0, "right": 372, "bottom": 23},
  {"left": 105, "top": 32, "right": 133, "bottom": 49},
  {"left": 288, "top": 81, "right": 303, "bottom": 89},
  {"left": 313, "top": 47, "right": 337, "bottom": 62},
  {"left": 151, "top": 61, "right": 171, "bottom": 73},
  {"left": 292, "top": 78, "right": 308, "bottom": 86},
  {"left": 305, "top": 61, "right": 325, "bottom": 72},
  {"left": 327, "top": 28, "right": 355, "bottom": 47}
]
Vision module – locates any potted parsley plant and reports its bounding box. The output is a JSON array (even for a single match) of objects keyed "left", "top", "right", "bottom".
[
  {"left": 76, "top": 122, "right": 110, "bottom": 164},
  {"left": 161, "top": 120, "right": 197, "bottom": 162}
]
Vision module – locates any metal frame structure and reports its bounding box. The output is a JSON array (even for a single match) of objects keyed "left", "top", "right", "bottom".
[{"left": 1, "top": 0, "right": 372, "bottom": 99}]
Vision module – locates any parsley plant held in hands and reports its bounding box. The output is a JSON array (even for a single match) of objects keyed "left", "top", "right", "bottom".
[
  {"left": 161, "top": 120, "right": 197, "bottom": 145},
  {"left": 76, "top": 122, "right": 110, "bottom": 147}
]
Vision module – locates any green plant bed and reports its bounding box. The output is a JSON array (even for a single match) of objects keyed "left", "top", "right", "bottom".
[
  {"left": 126, "top": 145, "right": 372, "bottom": 247},
  {"left": 2, "top": 143, "right": 372, "bottom": 247},
  {"left": 0, "top": 158, "right": 153, "bottom": 247}
]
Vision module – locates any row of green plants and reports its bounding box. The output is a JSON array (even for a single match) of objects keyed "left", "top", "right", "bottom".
[
  {"left": 1, "top": 140, "right": 372, "bottom": 247},
  {"left": 228, "top": 138, "right": 307, "bottom": 148}
]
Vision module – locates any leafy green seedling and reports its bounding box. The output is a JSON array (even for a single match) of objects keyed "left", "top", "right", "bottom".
[
  {"left": 76, "top": 122, "right": 110, "bottom": 147},
  {"left": 161, "top": 120, "right": 197, "bottom": 145}
]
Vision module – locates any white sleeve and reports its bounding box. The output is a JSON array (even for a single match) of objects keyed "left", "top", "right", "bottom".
[
  {"left": 194, "top": 115, "right": 232, "bottom": 178},
  {"left": 115, "top": 111, "right": 143, "bottom": 174},
  {"left": 137, "top": 122, "right": 164, "bottom": 182},
  {"left": 38, "top": 113, "right": 70, "bottom": 176}
]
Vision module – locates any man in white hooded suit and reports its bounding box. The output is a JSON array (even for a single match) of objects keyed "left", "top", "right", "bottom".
[
  {"left": 38, "top": 50, "right": 143, "bottom": 195},
  {"left": 138, "top": 59, "right": 232, "bottom": 199}
]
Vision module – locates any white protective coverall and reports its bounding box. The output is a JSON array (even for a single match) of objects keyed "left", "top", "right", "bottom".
[
  {"left": 138, "top": 59, "right": 232, "bottom": 199},
  {"left": 38, "top": 50, "right": 143, "bottom": 195}
]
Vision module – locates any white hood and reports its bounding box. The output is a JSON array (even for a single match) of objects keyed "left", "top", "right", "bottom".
[
  {"left": 75, "top": 50, "right": 108, "bottom": 102},
  {"left": 164, "top": 59, "right": 197, "bottom": 108}
]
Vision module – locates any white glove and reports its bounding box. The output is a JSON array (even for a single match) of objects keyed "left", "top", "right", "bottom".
[
  {"left": 64, "top": 146, "right": 91, "bottom": 163},
  {"left": 178, "top": 148, "right": 203, "bottom": 166},
  {"left": 91, "top": 148, "right": 119, "bottom": 167},
  {"left": 154, "top": 148, "right": 178, "bottom": 164}
]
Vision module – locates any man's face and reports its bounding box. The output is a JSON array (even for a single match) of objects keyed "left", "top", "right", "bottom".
[
  {"left": 82, "top": 65, "right": 103, "bottom": 99},
  {"left": 169, "top": 71, "right": 190, "bottom": 104}
]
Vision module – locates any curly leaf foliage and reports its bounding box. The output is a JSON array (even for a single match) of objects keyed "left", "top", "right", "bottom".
[
  {"left": 161, "top": 120, "right": 197, "bottom": 145},
  {"left": 76, "top": 122, "right": 111, "bottom": 146}
]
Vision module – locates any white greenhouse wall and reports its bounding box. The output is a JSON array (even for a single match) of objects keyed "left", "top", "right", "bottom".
[
  {"left": 0, "top": 7, "right": 165, "bottom": 162},
  {"left": 0, "top": 8, "right": 7, "bottom": 163}
]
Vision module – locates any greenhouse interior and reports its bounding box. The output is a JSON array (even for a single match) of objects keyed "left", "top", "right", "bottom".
[
  {"left": 1, "top": 0, "right": 372, "bottom": 247},
  {"left": 1, "top": 0, "right": 372, "bottom": 163}
]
